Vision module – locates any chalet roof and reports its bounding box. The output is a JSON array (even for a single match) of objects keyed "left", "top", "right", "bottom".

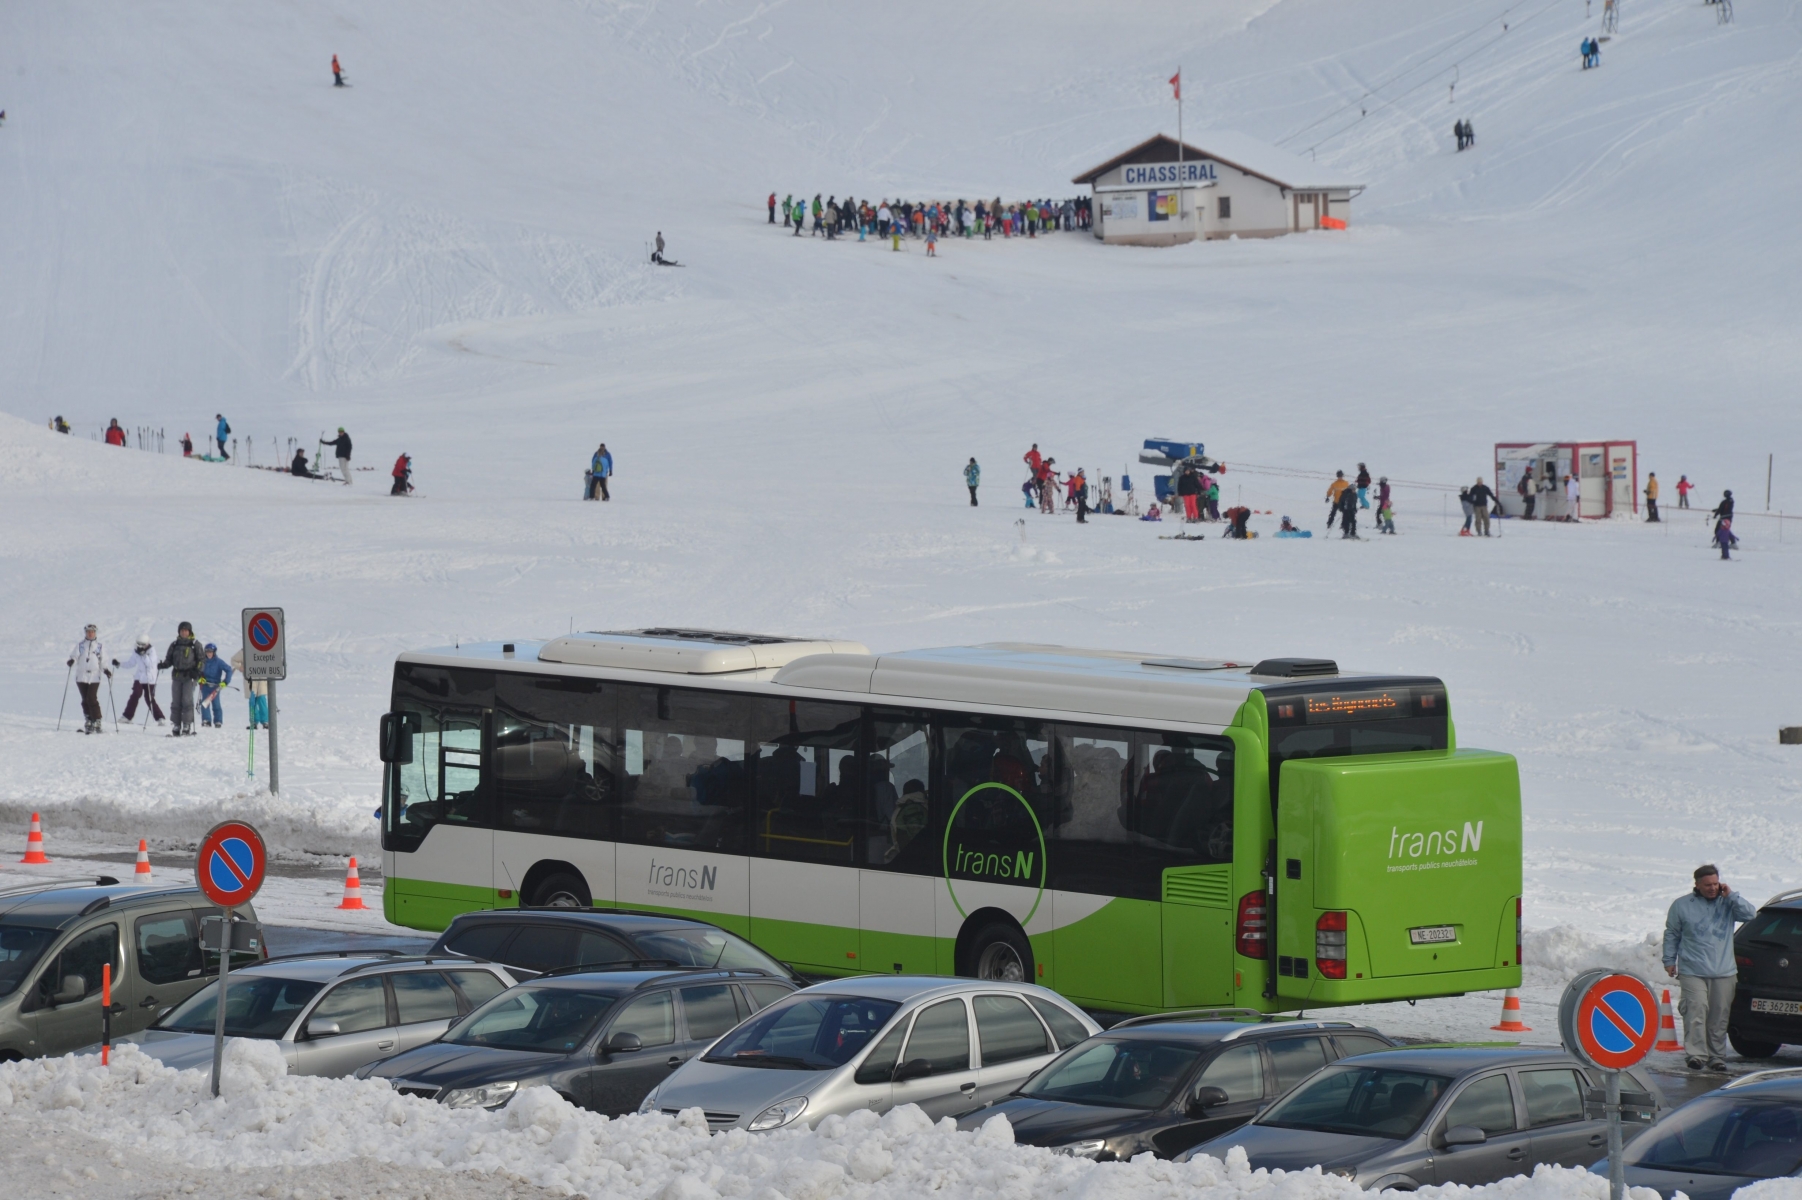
[{"left": 1072, "top": 132, "right": 1362, "bottom": 192}]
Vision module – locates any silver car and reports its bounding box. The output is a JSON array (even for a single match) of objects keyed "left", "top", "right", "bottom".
[
  {"left": 108, "top": 953, "right": 516, "bottom": 1076},
  {"left": 638, "top": 976, "right": 1099, "bottom": 1132}
]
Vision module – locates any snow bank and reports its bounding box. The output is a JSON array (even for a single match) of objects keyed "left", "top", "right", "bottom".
[{"left": 0, "top": 1045, "right": 1678, "bottom": 1200}]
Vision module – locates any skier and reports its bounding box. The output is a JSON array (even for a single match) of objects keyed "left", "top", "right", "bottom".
[
  {"left": 1176, "top": 466, "right": 1201, "bottom": 522},
  {"left": 1676, "top": 474, "right": 1694, "bottom": 508},
  {"left": 1335, "top": 484, "right": 1361, "bottom": 539},
  {"left": 925, "top": 225, "right": 937, "bottom": 256},
  {"left": 964, "top": 457, "right": 980, "bottom": 506},
  {"left": 768, "top": 192, "right": 777, "bottom": 224},
  {"left": 290, "top": 447, "right": 320, "bottom": 478},
  {"left": 1024, "top": 443, "right": 1043, "bottom": 476},
  {"left": 332, "top": 54, "right": 345, "bottom": 86},
  {"left": 1324, "top": 470, "right": 1350, "bottom": 530},
  {"left": 105, "top": 419, "right": 126, "bottom": 446},
  {"left": 1073, "top": 469, "right": 1089, "bottom": 523},
  {"left": 322, "top": 426, "right": 352, "bottom": 484},
  {"left": 1377, "top": 497, "right": 1397, "bottom": 534},
  {"left": 1376, "top": 475, "right": 1393, "bottom": 515},
  {"left": 1645, "top": 472, "right": 1660, "bottom": 522},
  {"left": 118, "top": 636, "right": 165, "bottom": 725},
  {"left": 158, "top": 621, "right": 206, "bottom": 736},
  {"left": 1356, "top": 463, "right": 1372, "bottom": 508},
  {"left": 1205, "top": 475, "right": 1221, "bottom": 521},
  {"left": 1712, "top": 490, "right": 1735, "bottom": 525},
  {"left": 230, "top": 649, "right": 269, "bottom": 728},
  {"left": 1458, "top": 486, "right": 1475, "bottom": 536},
  {"left": 390, "top": 452, "right": 413, "bottom": 496},
  {"left": 1714, "top": 517, "right": 1736, "bottom": 560},
  {"left": 1038, "top": 458, "right": 1058, "bottom": 514},
  {"left": 197, "top": 644, "right": 233, "bottom": 729},
  {"left": 180, "top": 431, "right": 193, "bottom": 457},
  {"left": 588, "top": 443, "right": 613, "bottom": 501},
  {"left": 1454, "top": 119, "right": 1465, "bottom": 151},
  {"left": 67, "top": 624, "right": 111, "bottom": 734},
  {"left": 1468, "top": 476, "right": 1496, "bottom": 536},
  {"left": 215, "top": 413, "right": 230, "bottom": 457},
  {"left": 652, "top": 232, "right": 667, "bottom": 263}
]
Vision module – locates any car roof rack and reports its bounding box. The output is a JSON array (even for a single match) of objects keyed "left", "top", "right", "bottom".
[
  {"left": 337, "top": 953, "right": 507, "bottom": 977},
  {"left": 255, "top": 949, "right": 408, "bottom": 967},
  {"left": 537, "top": 959, "right": 684, "bottom": 979},
  {"left": 1219, "top": 1018, "right": 1359, "bottom": 1042},
  {"left": 1762, "top": 887, "right": 1802, "bottom": 907},
  {"left": 1110, "top": 1007, "right": 1272, "bottom": 1029},
  {"left": 1722, "top": 1066, "right": 1802, "bottom": 1091}
]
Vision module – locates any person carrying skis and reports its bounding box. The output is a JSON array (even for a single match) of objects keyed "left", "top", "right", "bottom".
[
  {"left": 964, "top": 457, "right": 980, "bottom": 506},
  {"left": 197, "top": 644, "right": 232, "bottom": 729},
  {"left": 1324, "top": 470, "right": 1350, "bottom": 530},
  {"left": 119, "top": 637, "right": 165, "bottom": 725},
  {"left": 332, "top": 54, "right": 345, "bottom": 86},
  {"left": 1356, "top": 463, "right": 1372, "bottom": 508},
  {"left": 1468, "top": 476, "right": 1496, "bottom": 536},
  {"left": 68, "top": 624, "right": 111, "bottom": 734},
  {"left": 1335, "top": 484, "right": 1360, "bottom": 539},
  {"left": 391, "top": 452, "right": 413, "bottom": 496},
  {"left": 1645, "top": 472, "right": 1660, "bottom": 522},
  {"left": 215, "top": 413, "right": 231, "bottom": 457},
  {"left": 322, "top": 426, "right": 352, "bottom": 484},
  {"left": 105, "top": 419, "right": 126, "bottom": 447},
  {"left": 230, "top": 649, "right": 269, "bottom": 728},
  {"left": 159, "top": 621, "right": 206, "bottom": 736},
  {"left": 1676, "top": 474, "right": 1694, "bottom": 508}
]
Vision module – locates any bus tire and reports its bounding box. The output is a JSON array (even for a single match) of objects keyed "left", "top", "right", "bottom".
[
  {"left": 527, "top": 870, "right": 591, "bottom": 909},
  {"left": 963, "top": 918, "right": 1034, "bottom": 983}
]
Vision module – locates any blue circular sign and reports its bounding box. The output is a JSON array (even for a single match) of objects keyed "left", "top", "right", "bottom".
[{"left": 195, "top": 820, "right": 267, "bottom": 909}]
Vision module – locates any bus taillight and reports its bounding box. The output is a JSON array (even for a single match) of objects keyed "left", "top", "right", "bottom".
[
  {"left": 1316, "top": 911, "right": 1348, "bottom": 979},
  {"left": 1516, "top": 896, "right": 1523, "bottom": 966},
  {"left": 1236, "top": 891, "right": 1268, "bottom": 959}
]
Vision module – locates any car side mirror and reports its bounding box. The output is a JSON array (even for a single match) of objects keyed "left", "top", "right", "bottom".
[
  {"left": 52, "top": 975, "right": 86, "bottom": 1005},
  {"left": 893, "top": 1058, "right": 933, "bottom": 1084},
  {"left": 1187, "top": 1085, "right": 1229, "bottom": 1117},
  {"left": 1443, "top": 1124, "right": 1487, "bottom": 1147},
  {"left": 605, "top": 1031, "right": 643, "bottom": 1055},
  {"left": 306, "top": 1018, "right": 343, "bottom": 1039}
]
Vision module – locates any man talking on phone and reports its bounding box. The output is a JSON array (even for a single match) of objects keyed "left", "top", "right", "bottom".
[{"left": 1663, "top": 864, "right": 1757, "bottom": 1071}]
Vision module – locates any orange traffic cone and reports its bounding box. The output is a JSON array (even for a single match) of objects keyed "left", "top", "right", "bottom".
[
  {"left": 19, "top": 812, "right": 50, "bottom": 863},
  {"left": 1654, "top": 988, "right": 1683, "bottom": 1051},
  {"left": 133, "top": 839, "right": 153, "bottom": 884},
  {"left": 1491, "top": 988, "right": 1532, "bottom": 1032},
  {"left": 336, "top": 857, "right": 366, "bottom": 910}
]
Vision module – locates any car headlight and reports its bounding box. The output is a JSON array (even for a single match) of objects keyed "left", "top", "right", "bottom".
[
  {"left": 1054, "top": 1140, "right": 1110, "bottom": 1160},
  {"left": 441, "top": 1081, "right": 519, "bottom": 1110},
  {"left": 637, "top": 1091, "right": 661, "bottom": 1116},
  {"left": 747, "top": 1096, "right": 808, "bottom": 1131},
  {"left": 1325, "top": 1167, "right": 1357, "bottom": 1181}
]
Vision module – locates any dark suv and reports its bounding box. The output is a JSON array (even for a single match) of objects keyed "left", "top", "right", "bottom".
[
  {"left": 1729, "top": 889, "right": 1802, "bottom": 1057},
  {"left": 955, "top": 1010, "right": 1396, "bottom": 1160},
  {"left": 427, "top": 910, "right": 800, "bottom": 983}
]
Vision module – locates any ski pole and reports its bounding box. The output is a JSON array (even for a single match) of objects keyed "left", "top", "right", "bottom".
[
  {"left": 56, "top": 662, "right": 73, "bottom": 731},
  {"left": 107, "top": 674, "right": 119, "bottom": 732}
]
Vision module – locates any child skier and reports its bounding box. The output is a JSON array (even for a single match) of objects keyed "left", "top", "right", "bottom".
[
  {"left": 117, "top": 637, "right": 165, "bottom": 725},
  {"left": 197, "top": 644, "right": 233, "bottom": 729}
]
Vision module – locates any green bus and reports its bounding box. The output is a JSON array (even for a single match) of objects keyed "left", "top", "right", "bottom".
[{"left": 378, "top": 629, "right": 1521, "bottom": 1014}]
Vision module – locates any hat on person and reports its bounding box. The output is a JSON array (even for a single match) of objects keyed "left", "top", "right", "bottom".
[
  {"left": 1694, "top": 863, "right": 1720, "bottom": 881},
  {"left": 178, "top": 620, "right": 193, "bottom": 633},
  {"left": 85, "top": 623, "right": 97, "bottom": 632},
  {"left": 204, "top": 643, "right": 218, "bottom": 652}
]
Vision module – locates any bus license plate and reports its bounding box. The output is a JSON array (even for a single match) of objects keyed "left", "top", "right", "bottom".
[
  {"left": 1409, "top": 925, "right": 1457, "bottom": 945},
  {"left": 1751, "top": 998, "right": 1802, "bottom": 1015}
]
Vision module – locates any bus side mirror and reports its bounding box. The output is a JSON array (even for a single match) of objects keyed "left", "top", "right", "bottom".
[{"left": 379, "top": 712, "right": 418, "bottom": 764}]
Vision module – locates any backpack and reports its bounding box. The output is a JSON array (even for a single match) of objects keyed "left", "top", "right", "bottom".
[{"left": 169, "top": 639, "right": 201, "bottom": 673}]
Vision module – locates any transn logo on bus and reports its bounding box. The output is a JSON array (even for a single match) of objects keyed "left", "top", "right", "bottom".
[
  {"left": 648, "top": 859, "right": 717, "bottom": 893},
  {"left": 1388, "top": 820, "right": 1484, "bottom": 860},
  {"left": 951, "top": 846, "right": 1036, "bottom": 881}
]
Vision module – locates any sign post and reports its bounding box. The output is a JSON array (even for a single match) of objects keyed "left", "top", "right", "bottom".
[
  {"left": 1558, "top": 969, "right": 1660, "bottom": 1200},
  {"left": 196, "top": 820, "right": 268, "bottom": 1098},
  {"left": 240, "top": 609, "right": 287, "bottom": 794}
]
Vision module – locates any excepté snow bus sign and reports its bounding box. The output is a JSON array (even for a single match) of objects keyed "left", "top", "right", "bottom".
[{"left": 241, "top": 607, "right": 287, "bottom": 681}]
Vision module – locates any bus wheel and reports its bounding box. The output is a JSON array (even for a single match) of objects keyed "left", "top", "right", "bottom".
[
  {"left": 528, "top": 871, "right": 591, "bottom": 909},
  {"left": 968, "top": 921, "right": 1033, "bottom": 982}
]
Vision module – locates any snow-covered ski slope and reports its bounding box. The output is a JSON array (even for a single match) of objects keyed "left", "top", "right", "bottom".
[{"left": 0, "top": 0, "right": 1799, "bottom": 947}]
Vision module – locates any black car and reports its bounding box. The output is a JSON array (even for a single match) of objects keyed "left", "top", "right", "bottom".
[
  {"left": 1728, "top": 889, "right": 1802, "bottom": 1057},
  {"left": 427, "top": 909, "right": 800, "bottom": 983},
  {"left": 1611, "top": 1068, "right": 1802, "bottom": 1199},
  {"left": 954, "top": 1011, "right": 1396, "bottom": 1160},
  {"left": 360, "top": 966, "right": 798, "bottom": 1115}
]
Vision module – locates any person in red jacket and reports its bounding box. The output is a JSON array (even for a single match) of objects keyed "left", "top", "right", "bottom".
[
  {"left": 332, "top": 54, "right": 344, "bottom": 87},
  {"left": 391, "top": 453, "right": 412, "bottom": 496},
  {"left": 767, "top": 193, "right": 776, "bottom": 224},
  {"left": 104, "top": 419, "right": 126, "bottom": 446}
]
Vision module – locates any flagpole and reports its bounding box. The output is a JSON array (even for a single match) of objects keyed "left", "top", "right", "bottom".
[{"left": 1176, "top": 67, "right": 1185, "bottom": 237}]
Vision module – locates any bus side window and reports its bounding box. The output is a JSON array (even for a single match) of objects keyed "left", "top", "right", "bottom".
[
  {"left": 866, "top": 713, "right": 932, "bottom": 873},
  {"left": 749, "top": 699, "right": 862, "bottom": 865},
  {"left": 1128, "top": 733, "right": 1233, "bottom": 864},
  {"left": 494, "top": 674, "right": 615, "bottom": 842},
  {"left": 617, "top": 685, "right": 750, "bottom": 854},
  {"left": 387, "top": 707, "right": 491, "bottom": 848},
  {"left": 1047, "top": 726, "right": 1135, "bottom": 896}
]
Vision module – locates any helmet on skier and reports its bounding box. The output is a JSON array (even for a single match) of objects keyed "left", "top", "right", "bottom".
[
  {"left": 135, "top": 637, "right": 152, "bottom": 651},
  {"left": 204, "top": 643, "right": 218, "bottom": 652}
]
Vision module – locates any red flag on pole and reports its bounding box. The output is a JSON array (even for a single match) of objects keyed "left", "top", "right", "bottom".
[{"left": 1170, "top": 71, "right": 1181, "bottom": 100}]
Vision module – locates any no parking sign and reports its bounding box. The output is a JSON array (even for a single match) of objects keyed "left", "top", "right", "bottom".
[
  {"left": 1558, "top": 969, "right": 1659, "bottom": 1070},
  {"left": 240, "top": 607, "right": 286, "bottom": 681}
]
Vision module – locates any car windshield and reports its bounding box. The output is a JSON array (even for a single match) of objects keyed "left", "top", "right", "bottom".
[
  {"left": 1018, "top": 1039, "right": 1202, "bottom": 1110},
  {"left": 154, "top": 976, "right": 324, "bottom": 1038},
  {"left": 1258, "top": 1064, "right": 1450, "bottom": 1139},
  {"left": 704, "top": 994, "right": 900, "bottom": 1070},
  {"left": 1629, "top": 1097, "right": 1802, "bottom": 1178},
  {"left": 443, "top": 986, "right": 617, "bottom": 1054},
  {"left": 632, "top": 927, "right": 788, "bottom": 978},
  {"left": 0, "top": 924, "right": 58, "bottom": 998}
]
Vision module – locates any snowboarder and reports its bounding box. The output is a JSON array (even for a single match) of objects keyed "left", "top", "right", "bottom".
[
  {"left": 584, "top": 443, "right": 613, "bottom": 501},
  {"left": 1335, "top": 484, "right": 1360, "bottom": 539},
  {"left": 1645, "top": 472, "right": 1660, "bottom": 522},
  {"left": 1676, "top": 474, "right": 1694, "bottom": 508},
  {"left": 197, "top": 644, "right": 232, "bottom": 729},
  {"left": 322, "top": 426, "right": 352, "bottom": 484},
  {"left": 391, "top": 453, "right": 413, "bottom": 496},
  {"left": 1468, "top": 477, "right": 1495, "bottom": 536},
  {"left": 964, "top": 457, "right": 980, "bottom": 506},
  {"left": 67, "top": 624, "right": 111, "bottom": 734},
  {"left": 158, "top": 621, "right": 205, "bottom": 736},
  {"left": 1356, "top": 463, "right": 1372, "bottom": 508},
  {"left": 230, "top": 649, "right": 269, "bottom": 728},
  {"left": 215, "top": 413, "right": 230, "bottom": 457},
  {"left": 118, "top": 637, "right": 164, "bottom": 725},
  {"left": 332, "top": 54, "right": 345, "bottom": 86},
  {"left": 1324, "top": 470, "right": 1349, "bottom": 530}
]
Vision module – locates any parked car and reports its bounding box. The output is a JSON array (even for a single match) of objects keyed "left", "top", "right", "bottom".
[
  {"left": 1728, "top": 888, "right": 1802, "bottom": 1058},
  {"left": 1176, "top": 1046, "right": 1667, "bottom": 1190},
  {"left": 1610, "top": 1067, "right": 1802, "bottom": 1199},
  {"left": 427, "top": 910, "right": 800, "bottom": 982},
  {"left": 361, "top": 966, "right": 799, "bottom": 1114},
  {"left": 956, "top": 1011, "right": 1396, "bottom": 1160},
  {"left": 0, "top": 879, "right": 261, "bottom": 1061},
  {"left": 639, "top": 976, "right": 1099, "bottom": 1133},
  {"left": 109, "top": 953, "right": 514, "bottom": 1075}
]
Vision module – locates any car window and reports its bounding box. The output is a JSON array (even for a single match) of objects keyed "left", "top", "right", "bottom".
[
  {"left": 1444, "top": 1074, "right": 1518, "bottom": 1136},
  {"left": 1260, "top": 1065, "right": 1451, "bottom": 1139},
  {"left": 1630, "top": 1097, "right": 1802, "bottom": 1179},
  {"left": 1019, "top": 1039, "right": 1203, "bottom": 1110},
  {"left": 445, "top": 986, "right": 616, "bottom": 1053},
  {"left": 1744, "top": 910, "right": 1802, "bottom": 947},
  {"left": 446, "top": 969, "right": 508, "bottom": 1009},
  {"left": 0, "top": 923, "right": 58, "bottom": 998},
  {"left": 1520, "top": 1069, "right": 1585, "bottom": 1127},
  {"left": 903, "top": 999, "right": 971, "bottom": 1076},
  {"left": 634, "top": 927, "right": 788, "bottom": 978},
  {"left": 500, "top": 925, "right": 634, "bottom": 974},
  {"left": 135, "top": 912, "right": 203, "bottom": 985},
  {"left": 708, "top": 995, "right": 898, "bottom": 1070},
  {"left": 443, "top": 923, "right": 514, "bottom": 962},
  {"left": 855, "top": 1019, "right": 910, "bottom": 1085},
  {"left": 680, "top": 984, "right": 740, "bottom": 1041},
  {"left": 1028, "top": 997, "right": 1092, "bottom": 1050},
  {"left": 1198, "top": 1043, "right": 1265, "bottom": 1102},
  {"left": 1268, "top": 1036, "right": 1330, "bottom": 1094},
  {"left": 745, "top": 982, "right": 791, "bottom": 1012},
  {"left": 1332, "top": 1034, "right": 1392, "bottom": 1059},
  {"left": 610, "top": 991, "right": 675, "bottom": 1047},
  {"left": 392, "top": 971, "right": 461, "bottom": 1024},
  {"left": 41, "top": 923, "right": 118, "bottom": 1003},
  {"left": 974, "top": 994, "right": 1050, "bottom": 1066},
  {"left": 155, "top": 976, "right": 323, "bottom": 1037},
  {"left": 309, "top": 976, "right": 389, "bottom": 1034}
]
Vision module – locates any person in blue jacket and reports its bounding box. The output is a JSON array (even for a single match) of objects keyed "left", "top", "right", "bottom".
[
  {"left": 1663, "top": 865, "right": 1757, "bottom": 1070},
  {"left": 197, "top": 644, "right": 233, "bottom": 729},
  {"left": 588, "top": 443, "right": 613, "bottom": 501},
  {"left": 964, "top": 458, "right": 980, "bottom": 506},
  {"left": 214, "top": 413, "right": 231, "bottom": 458}
]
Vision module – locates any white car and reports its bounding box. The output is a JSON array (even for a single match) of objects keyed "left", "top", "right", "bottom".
[{"left": 639, "top": 975, "right": 1098, "bottom": 1132}]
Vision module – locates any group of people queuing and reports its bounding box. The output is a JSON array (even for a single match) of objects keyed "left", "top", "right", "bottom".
[
  {"left": 1325, "top": 465, "right": 1397, "bottom": 539},
  {"left": 771, "top": 193, "right": 1093, "bottom": 244},
  {"left": 63, "top": 621, "right": 266, "bottom": 737}
]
